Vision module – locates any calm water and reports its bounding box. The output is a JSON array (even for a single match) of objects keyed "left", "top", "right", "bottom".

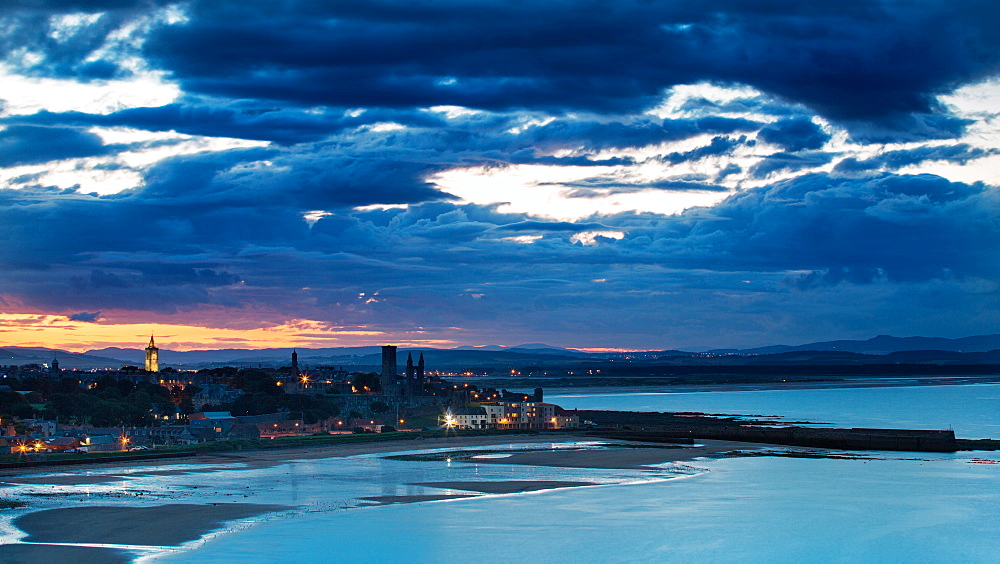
[
  {"left": 159, "top": 453, "right": 1000, "bottom": 563},
  {"left": 549, "top": 383, "right": 1000, "bottom": 439},
  {"left": 3, "top": 383, "right": 999, "bottom": 562}
]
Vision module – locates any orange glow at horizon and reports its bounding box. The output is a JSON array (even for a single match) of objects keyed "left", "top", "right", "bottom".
[{"left": 0, "top": 313, "right": 458, "bottom": 352}]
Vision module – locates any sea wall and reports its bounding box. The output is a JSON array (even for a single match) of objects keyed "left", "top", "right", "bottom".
[{"left": 594, "top": 425, "right": 957, "bottom": 452}]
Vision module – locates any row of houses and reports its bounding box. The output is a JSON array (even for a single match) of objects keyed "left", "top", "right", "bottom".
[
  {"left": 446, "top": 402, "right": 579, "bottom": 430},
  {"left": 2, "top": 412, "right": 395, "bottom": 453}
]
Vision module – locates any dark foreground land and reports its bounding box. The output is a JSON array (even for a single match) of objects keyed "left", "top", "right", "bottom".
[{"left": 3, "top": 409, "right": 997, "bottom": 474}]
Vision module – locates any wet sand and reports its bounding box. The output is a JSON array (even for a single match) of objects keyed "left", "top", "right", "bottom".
[
  {"left": 413, "top": 480, "right": 596, "bottom": 494},
  {"left": 0, "top": 544, "right": 136, "bottom": 564},
  {"left": 0, "top": 433, "right": 597, "bottom": 483},
  {"left": 359, "top": 494, "right": 478, "bottom": 505},
  {"left": 11, "top": 503, "right": 290, "bottom": 546},
  {"left": 461, "top": 440, "right": 756, "bottom": 469},
  {"left": 0, "top": 434, "right": 772, "bottom": 561}
]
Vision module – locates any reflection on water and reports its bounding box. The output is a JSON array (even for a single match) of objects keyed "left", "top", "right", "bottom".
[
  {"left": 156, "top": 451, "right": 1000, "bottom": 563},
  {"left": 3, "top": 384, "right": 999, "bottom": 562}
]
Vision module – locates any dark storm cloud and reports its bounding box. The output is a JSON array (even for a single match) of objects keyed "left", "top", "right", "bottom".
[
  {"left": 4, "top": 104, "right": 449, "bottom": 145},
  {"left": 0, "top": 157, "right": 995, "bottom": 344},
  {"left": 749, "top": 152, "right": 835, "bottom": 179},
  {"left": 494, "top": 221, "right": 611, "bottom": 233},
  {"left": 67, "top": 311, "right": 101, "bottom": 322},
  {"left": 9, "top": 1, "right": 993, "bottom": 133},
  {"left": 0, "top": 125, "right": 112, "bottom": 166},
  {"left": 714, "top": 163, "right": 743, "bottom": 183},
  {"left": 1, "top": 1, "right": 998, "bottom": 347},
  {"left": 756, "top": 118, "right": 830, "bottom": 152},
  {"left": 833, "top": 144, "right": 996, "bottom": 174},
  {"left": 122, "top": 0, "right": 1000, "bottom": 133},
  {"left": 662, "top": 135, "right": 747, "bottom": 164},
  {"left": 554, "top": 178, "right": 731, "bottom": 198},
  {"left": 643, "top": 173, "right": 999, "bottom": 282}
]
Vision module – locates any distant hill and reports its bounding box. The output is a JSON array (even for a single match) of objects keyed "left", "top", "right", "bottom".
[
  {"left": 86, "top": 346, "right": 385, "bottom": 367},
  {"left": 713, "top": 334, "right": 1000, "bottom": 355},
  {"left": 0, "top": 347, "right": 126, "bottom": 370},
  {"left": 79, "top": 345, "right": 597, "bottom": 370},
  {"left": 0, "top": 334, "right": 994, "bottom": 371}
]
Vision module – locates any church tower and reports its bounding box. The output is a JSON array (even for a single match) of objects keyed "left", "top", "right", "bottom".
[
  {"left": 145, "top": 335, "right": 159, "bottom": 373},
  {"left": 380, "top": 345, "right": 397, "bottom": 395},
  {"left": 416, "top": 352, "right": 425, "bottom": 395},
  {"left": 291, "top": 349, "right": 300, "bottom": 377},
  {"left": 405, "top": 353, "right": 415, "bottom": 396}
]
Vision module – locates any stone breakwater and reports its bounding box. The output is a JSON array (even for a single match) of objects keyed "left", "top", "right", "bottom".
[{"left": 582, "top": 410, "right": 958, "bottom": 452}]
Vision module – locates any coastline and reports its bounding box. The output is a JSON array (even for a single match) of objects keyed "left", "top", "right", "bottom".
[{"left": 0, "top": 433, "right": 765, "bottom": 562}]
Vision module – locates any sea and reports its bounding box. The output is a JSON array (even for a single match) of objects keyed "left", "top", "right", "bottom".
[{"left": 2, "top": 381, "right": 999, "bottom": 562}]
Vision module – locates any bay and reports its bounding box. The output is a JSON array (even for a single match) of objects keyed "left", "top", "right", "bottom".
[{"left": 549, "top": 382, "right": 1000, "bottom": 439}]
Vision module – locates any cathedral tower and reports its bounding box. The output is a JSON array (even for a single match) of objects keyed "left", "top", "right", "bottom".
[
  {"left": 417, "top": 352, "right": 425, "bottom": 395},
  {"left": 380, "top": 345, "right": 397, "bottom": 394},
  {"left": 405, "top": 353, "right": 417, "bottom": 396}
]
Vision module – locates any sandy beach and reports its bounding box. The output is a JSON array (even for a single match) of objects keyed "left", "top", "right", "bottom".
[{"left": 0, "top": 433, "right": 769, "bottom": 562}]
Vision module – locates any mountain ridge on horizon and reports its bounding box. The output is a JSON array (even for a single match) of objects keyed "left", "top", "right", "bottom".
[{"left": 1, "top": 333, "right": 997, "bottom": 370}]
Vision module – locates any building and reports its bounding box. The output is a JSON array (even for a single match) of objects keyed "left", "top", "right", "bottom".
[
  {"left": 479, "top": 402, "right": 579, "bottom": 430},
  {"left": 291, "top": 349, "right": 300, "bottom": 377},
  {"left": 447, "top": 407, "right": 489, "bottom": 429},
  {"left": 381, "top": 345, "right": 397, "bottom": 394},
  {"left": 404, "top": 352, "right": 426, "bottom": 396},
  {"left": 145, "top": 335, "right": 159, "bottom": 373}
]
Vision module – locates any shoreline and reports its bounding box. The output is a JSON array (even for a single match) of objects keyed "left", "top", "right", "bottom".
[
  {"left": 0, "top": 434, "right": 767, "bottom": 562},
  {"left": 539, "top": 374, "right": 1000, "bottom": 395},
  {"left": 0, "top": 433, "right": 596, "bottom": 479},
  {"left": 0, "top": 432, "right": 763, "bottom": 481}
]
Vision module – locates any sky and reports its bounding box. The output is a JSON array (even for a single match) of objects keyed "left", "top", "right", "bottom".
[{"left": 0, "top": 1, "right": 998, "bottom": 352}]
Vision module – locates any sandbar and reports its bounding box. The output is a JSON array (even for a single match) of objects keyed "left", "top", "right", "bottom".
[
  {"left": 1, "top": 474, "right": 130, "bottom": 486},
  {"left": 460, "top": 441, "right": 755, "bottom": 469},
  {"left": 0, "top": 434, "right": 773, "bottom": 562},
  {"left": 12, "top": 502, "right": 290, "bottom": 546},
  {"left": 0, "top": 433, "right": 598, "bottom": 480},
  {"left": 0, "top": 544, "right": 136, "bottom": 564},
  {"left": 359, "top": 494, "right": 478, "bottom": 505},
  {"left": 413, "top": 480, "right": 595, "bottom": 494}
]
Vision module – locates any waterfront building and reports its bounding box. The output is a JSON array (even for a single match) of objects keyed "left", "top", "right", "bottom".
[
  {"left": 448, "top": 407, "right": 489, "bottom": 429},
  {"left": 479, "top": 401, "right": 579, "bottom": 430},
  {"left": 145, "top": 335, "right": 159, "bottom": 373}
]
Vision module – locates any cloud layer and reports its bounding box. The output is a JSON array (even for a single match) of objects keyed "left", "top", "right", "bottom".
[{"left": 0, "top": 1, "right": 997, "bottom": 348}]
